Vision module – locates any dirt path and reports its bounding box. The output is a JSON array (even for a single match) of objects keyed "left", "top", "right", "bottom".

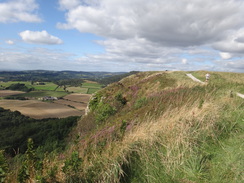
[
  {"left": 186, "top": 74, "right": 205, "bottom": 84},
  {"left": 186, "top": 74, "right": 244, "bottom": 99},
  {"left": 237, "top": 92, "right": 244, "bottom": 99}
]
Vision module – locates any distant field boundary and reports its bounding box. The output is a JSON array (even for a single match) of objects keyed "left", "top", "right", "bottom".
[{"left": 0, "top": 80, "right": 102, "bottom": 94}]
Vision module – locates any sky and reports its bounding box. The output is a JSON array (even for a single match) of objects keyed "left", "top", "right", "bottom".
[{"left": 0, "top": 0, "right": 244, "bottom": 72}]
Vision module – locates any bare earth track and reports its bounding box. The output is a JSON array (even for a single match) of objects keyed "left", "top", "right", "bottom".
[
  {"left": 186, "top": 74, "right": 205, "bottom": 84},
  {"left": 186, "top": 73, "right": 244, "bottom": 99},
  {"left": 237, "top": 92, "right": 244, "bottom": 99}
]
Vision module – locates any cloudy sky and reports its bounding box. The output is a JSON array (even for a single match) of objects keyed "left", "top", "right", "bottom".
[{"left": 0, "top": 0, "right": 244, "bottom": 72}]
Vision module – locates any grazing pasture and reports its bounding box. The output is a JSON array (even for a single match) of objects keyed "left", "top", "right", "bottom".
[
  {"left": 0, "top": 99, "right": 83, "bottom": 119},
  {"left": 87, "top": 88, "right": 100, "bottom": 94},
  {"left": 0, "top": 81, "right": 59, "bottom": 90},
  {"left": 32, "top": 82, "right": 59, "bottom": 90},
  {"left": 82, "top": 82, "right": 103, "bottom": 88}
]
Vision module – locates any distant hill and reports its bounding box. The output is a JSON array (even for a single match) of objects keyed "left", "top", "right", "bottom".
[
  {"left": 0, "top": 70, "right": 126, "bottom": 82},
  {"left": 2, "top": 71, "right": 244, "bottom": 183}
]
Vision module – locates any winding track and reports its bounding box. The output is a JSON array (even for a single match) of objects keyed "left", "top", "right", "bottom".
[
  {"left": 237, "top": 93, "right": 244, "bottom": 99},
  {"left": 186, "top": 73, "right": 244, "bottom": 99},
  {"left": 186, "top": 73, "right": 205, "bottom": 84}
]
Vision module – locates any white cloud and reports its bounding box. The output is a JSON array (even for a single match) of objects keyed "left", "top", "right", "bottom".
[
  {"left": 182, "top": 59, "right": 188, "bottom": 64},
  {"left": 219, "top": 52, "right": 232, "bottom": 60},
  {"left": 19, "top": 30, "right": 63, "bottom": 45},
  {"left": 213, "top": 59, "right": 244, "bottom": 73},
  {"left": 0, "top": 47, "right": 75, "bottom": 71},
  {"left": 59, "top": 0, "right": 81, "bottom": 10},
  {"left": 1, "top": 0, "right": 244, "bottom": 73},
  {"left": 213, "top": 29, "right": 244, "bottom": 54},
  {"left": 75, "top": 38, "right": 219, "bottom": 71},
  {"left": 58, "top": 0, "right": 244, "bottom": 47},
  {"left": 0, "top": 0, "right": 42, "bottom": 23},
  {"left": 6, "top": 40, "right": 14, "bottom": 45},
  {"left": 56, "top": 0, "right": 244, "bottom": 73}
]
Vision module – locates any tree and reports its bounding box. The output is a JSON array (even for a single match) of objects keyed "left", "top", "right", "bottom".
[{"left": 0, "top": 150, "right": 8, "bottom": 183}]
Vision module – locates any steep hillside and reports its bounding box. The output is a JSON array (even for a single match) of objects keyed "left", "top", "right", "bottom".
[{"left": 3, "top": 71, "right": 244, "bottom": 183}]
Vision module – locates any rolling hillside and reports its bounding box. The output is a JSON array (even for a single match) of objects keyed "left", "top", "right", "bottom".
[{"left": 2, "top": 71, "right": 244, "bottom": 183}]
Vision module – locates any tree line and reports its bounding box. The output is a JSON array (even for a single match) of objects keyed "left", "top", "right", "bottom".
[{"left": 0, "top": 107, "right": 79, "bottom": 156}]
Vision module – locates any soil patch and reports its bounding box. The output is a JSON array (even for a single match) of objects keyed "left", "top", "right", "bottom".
[
  {"left": 0, "top": 90, "right": 25, "bottom": 97},
  {"left": 54, "top": 99, "right": 88, "bottom": 111},
  {"left": 63, "top": 93, "right": 91, "bottom": 103},
  {"left": 0, "top": 100, "right": 82, "bottom": 119}
]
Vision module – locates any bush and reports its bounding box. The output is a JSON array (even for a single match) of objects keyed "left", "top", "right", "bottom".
[
  {"left": 95, "top": 102, "right": 116, "bottom": 123},
  {"left": 63, "top": 151, "right": 83, "bottom": 182},
  {"left": 0, "top": 150, "right": 8, "bottom": 183},
  {"left": 115, "top": 93, "right": 127, "bottom": 105},
  {"left": 6, "top": 83, "right": 34, "bottom": 92},
  {"left": 134, "top": 97, "right": 147, "bottom": 109},
  {"left": 89, "top": 92, "right": 102, "bottom": 111}
]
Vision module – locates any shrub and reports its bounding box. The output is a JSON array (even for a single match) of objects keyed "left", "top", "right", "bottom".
[
  {"left": 134, "top": 97, "right": 147, "bottom": 109},
  {"left": 6, "top": 83, "right": 34, "bottom": 92},
  {"left": 17, "top": 161, "right": 30, "bottom": 183},
  {"left": 120, "top": 120, "right": 127, "bottom": 137},
  {"left": 95, "top": 102, "right": 116, "bottom": 123},
  {"left": 0, "top": 150, "right": 8, "bottom": 183},
  {"left": 89, "top": 92, "right": 102, "bottom": 111},
  {"left": 115, "top": 93, "right": 127, "bottom": 105},
  {"left": 18, "top": 138, "right": 36, "bottom": 183},
  {"left": 63, "top": 151, "right": 83, "bottom": 182}
]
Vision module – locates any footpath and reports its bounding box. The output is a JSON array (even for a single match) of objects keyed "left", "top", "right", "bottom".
[
  {"left": 237, "top": 93, "right": 244, "bottom": 99},
  {"left": 186, "top": 74, "right": 205, "bottom": 84},
  {"left": 186, "top": 73, "right": 244, "bottom": 99}
]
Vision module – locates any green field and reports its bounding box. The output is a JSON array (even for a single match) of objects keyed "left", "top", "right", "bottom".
[
  {"left": 0, "top": 81, "right": 58, "bottom": 90},
  {"left": 82, "top": 82, "right": 103, "bottom": 94},
  {"left": 0, "top": 81, "right": 103, "bottom": 94},
  {"left": 0, "top": 81, "right": 30, "bottom": 88},
  {"left": 82, "top": 82, "right": 103, "bottom": 88},
  {"left": 87, "top": 88, "right": 100, "bottom": 94},
  {"left": 32, "top": 82, "right": 58, "bottom": 90}
]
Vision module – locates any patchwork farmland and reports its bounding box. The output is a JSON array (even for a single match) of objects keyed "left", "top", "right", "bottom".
[
  {"left": 0, "top": 80, "right": 99, "bottom": 119},
  {"left": 0, "top": 93, "right": 91, "bottom": 119}
]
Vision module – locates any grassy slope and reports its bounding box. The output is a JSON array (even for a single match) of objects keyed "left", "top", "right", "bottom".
[{"left": 5, "top": 71, "right": 244, "bottom": 183}]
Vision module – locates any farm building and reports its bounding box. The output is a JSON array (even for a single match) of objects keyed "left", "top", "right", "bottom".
[{"left": 39, "top": 96, "right": 58, "bottom": 101}]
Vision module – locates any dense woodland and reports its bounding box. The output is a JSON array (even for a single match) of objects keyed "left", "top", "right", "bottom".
[
  {"left": 53, "top": 79, "right": 85, "bottom": 87},
  {"left": 98, "top": 71, "right": 139, "bottom": 85},
  {"left": 5, "top": 83, "right": 34, "bottom": 92},
  {"left": 0, "top": 107, "right": 78, "bottom": 156}
]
